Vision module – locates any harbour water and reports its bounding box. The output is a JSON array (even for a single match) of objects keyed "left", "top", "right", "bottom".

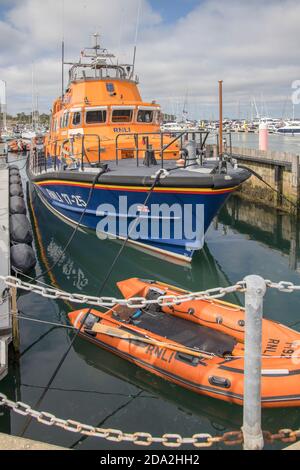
[
  {"left": 211, "top": 132, "right": 300, "bottom": 154},
  {"left": 2, "top": 149, "right": 300, "bottom": 450}
]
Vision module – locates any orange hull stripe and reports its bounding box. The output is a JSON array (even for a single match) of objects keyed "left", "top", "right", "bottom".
[{"left": 36, "top": 180, "right": 237, "bottom": 195}]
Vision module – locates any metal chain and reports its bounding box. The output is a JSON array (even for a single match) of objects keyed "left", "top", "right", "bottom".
[
  {"left": 0, "top": 274, "right": 246, "bottom": 308},
  {"left": 2, "top": 274, "right": 300, "bottom": 308},
  {"left": 265, "top": 280, "right": 300, "bottom": 293},
  {"left": 1, "top": 392, "right": 299, "bottom": 447},
  {"left": 0, "top": 392, "right": 242, "bottom": 447}
]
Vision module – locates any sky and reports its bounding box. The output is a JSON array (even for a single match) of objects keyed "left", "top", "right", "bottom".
[{"left": 0, "top": 0, "right": 299, "bottom": 119}]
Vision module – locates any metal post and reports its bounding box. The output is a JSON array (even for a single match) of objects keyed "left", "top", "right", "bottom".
[
  {"left": 219, "top": 80, "right": 223, "bottom": 157},
  {"left": 161, "top": 132, "right": 164, "bottom": 168},
  {"left": 242, "top": 275, "right": 266, "bottom": 450},
  {"left": 10, "top": 284, "right": 20, "bottom": 354},
  {"left": 81, "top": 135, "right": 84, "bottom": 171},
  {"left": 98, "top": 135, "right": 101, "bottom": 165},
  {"left": 135, "top": 134, "right": 139, "bottom": 167}
]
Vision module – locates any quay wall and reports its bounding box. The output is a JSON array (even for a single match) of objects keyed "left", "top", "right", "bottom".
[{"left": 207, "top": 144, "right": 300, "bottom": 212}]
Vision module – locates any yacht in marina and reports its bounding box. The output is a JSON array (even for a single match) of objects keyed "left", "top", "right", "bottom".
[{"left": 277, "top": 121, "right": 300, "bottom": 135}]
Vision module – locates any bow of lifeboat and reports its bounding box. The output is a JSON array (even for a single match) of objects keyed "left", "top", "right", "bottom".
[{"left": 69, "top": 278, "right": 300, "bottom": 408}]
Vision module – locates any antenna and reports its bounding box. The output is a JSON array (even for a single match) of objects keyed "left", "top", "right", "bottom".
[
  {"left": 61, "top": 0, "right": 65, "bottom": 100},
  {"left": 61, "top": 40, "right": 65, "bottom": 99},
  {"left": 93, "top": 32, "right": 100, "bottom": 51},
  {"left": 132, "top": 0, "right": 141, "bottom": 77}
]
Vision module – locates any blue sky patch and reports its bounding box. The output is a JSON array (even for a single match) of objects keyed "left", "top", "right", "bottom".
[{"left": 149, "top": 0, "right": 201, "bottom": 24}]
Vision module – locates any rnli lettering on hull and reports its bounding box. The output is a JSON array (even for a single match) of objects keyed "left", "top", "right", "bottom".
[
  {"left": 146, "top": 344, "right": 175, "bottom": 363},
  {"left": 263, "top": 338, "right": 299, "bottom": 357}
]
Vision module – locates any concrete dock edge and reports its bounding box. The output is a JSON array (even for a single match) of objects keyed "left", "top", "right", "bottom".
[{"left": 0, "top": 432, "right": 68, "bottom": 450}]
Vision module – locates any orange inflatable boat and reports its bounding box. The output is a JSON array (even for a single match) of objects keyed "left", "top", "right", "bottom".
[{"left": 69, "top": 278, "right": 300, "bottom": 408}]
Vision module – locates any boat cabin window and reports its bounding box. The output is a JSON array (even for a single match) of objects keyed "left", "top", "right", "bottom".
[
  {"left": 137, "top": 110, "right": 153, "bottom": 123},
  {"left": 61, "top": 112, "right": 70, "bottom": 128},
  {"left": 112, "top": 109, "right": 133, "bottom": 123},
  {"left": 72, "top": 112, "right": 81, "bottom": 126},
  {"left": 85, "top": 110, "right": 107, "bottom": 124}
]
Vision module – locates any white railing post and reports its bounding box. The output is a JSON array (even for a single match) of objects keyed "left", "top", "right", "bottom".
[{"left": 242, "top": 275, "right": 266, "bottom": 450}]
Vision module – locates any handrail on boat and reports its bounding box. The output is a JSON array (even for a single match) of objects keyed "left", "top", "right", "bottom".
[
  {"left": 31, "top": 129, "right": 213, "bottom": 175},
  {"left": 32, "top": 133, "right": 102, "bottom": 174},
  {"left": 115, "top": 130, "right": 210, "bottom": 168}
]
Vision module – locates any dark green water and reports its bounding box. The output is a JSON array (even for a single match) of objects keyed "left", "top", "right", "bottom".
[{"left": 2, "top": 157, "right": 300, "bottom": 450}]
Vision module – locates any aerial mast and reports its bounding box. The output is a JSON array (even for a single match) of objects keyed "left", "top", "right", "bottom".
[
  {"left": 132, "top": 0, "right": 141, "bottom": 79},
  {"left": 61, "top": 0, "right": 65, "bottom": 100}
]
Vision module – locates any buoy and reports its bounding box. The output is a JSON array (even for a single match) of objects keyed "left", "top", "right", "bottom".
[
  {"left": 9, "top": 170, "right": 21, "bottom": 178},
  {"left": 10, "top": 175, "right": 21, "bottom": 185},
  {"left": 10, "top": 196, "right": 26, "bottom": 215},
  {"left": 11, "top": 244, "right": 36, "bottom": 273},
  {"left": 9, "top": 184, "right": 23, "bottom": 197},
  {"left": 10, "top": 214, "right": 33, "bottom": 244},
  {"left": 9, "top": 165, "right": 20, "bottom": 173}
]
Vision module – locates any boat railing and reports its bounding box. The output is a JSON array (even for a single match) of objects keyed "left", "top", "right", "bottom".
[
  {"left": 30, "top": 133, "right": 102, "bottom": 175},
  {"left": 115, "top": 130, "right": 209, "bottom": 168},
  {"left": 30, "top": 130, "right": 211, "bottom": 175}
]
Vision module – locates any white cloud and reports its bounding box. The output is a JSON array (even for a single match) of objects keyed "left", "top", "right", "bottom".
[{"left": 0, "top": 0, "right": 299, "bottom": 118}]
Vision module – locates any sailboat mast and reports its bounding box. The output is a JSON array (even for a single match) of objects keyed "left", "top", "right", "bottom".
[{"left": 31, "top": 65, "right": 34, "bottom": 129}]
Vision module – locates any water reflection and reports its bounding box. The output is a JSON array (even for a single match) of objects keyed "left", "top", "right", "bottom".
[
  {"left": 219, "top": 196, "right": 300, "bottom": 272},
  {"left": 28, "top": 185, "right": 237, "bottom": 299}
]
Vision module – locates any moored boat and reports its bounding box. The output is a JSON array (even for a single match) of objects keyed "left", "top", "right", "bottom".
[
  {"left": 69, "top": 278, "right": 300, "bottom": 408},
  {"left": 277, "top": 121, "right": 300, "bottom": 135},
  {"left": 8, "top": 139, "right": 30, "bottom": 153},
  {"left": 27, "top": 35, "right": 250, "bottom": 262}
]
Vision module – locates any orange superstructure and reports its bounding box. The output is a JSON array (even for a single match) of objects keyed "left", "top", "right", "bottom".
[{"left": 45, "top": 35, "right": 180, "bottom": 164}]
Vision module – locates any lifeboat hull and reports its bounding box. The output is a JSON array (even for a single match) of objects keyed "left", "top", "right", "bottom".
[
  {"left": 28, "top": 165, "right": 249, "bottom": 262},
  {"left": 68, "top": 278, "right": 300, "bottom": 408}
]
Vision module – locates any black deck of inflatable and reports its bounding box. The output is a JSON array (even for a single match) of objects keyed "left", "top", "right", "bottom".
[{"left": 113, "top": 306, "right": 237, "bottom": 356}]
